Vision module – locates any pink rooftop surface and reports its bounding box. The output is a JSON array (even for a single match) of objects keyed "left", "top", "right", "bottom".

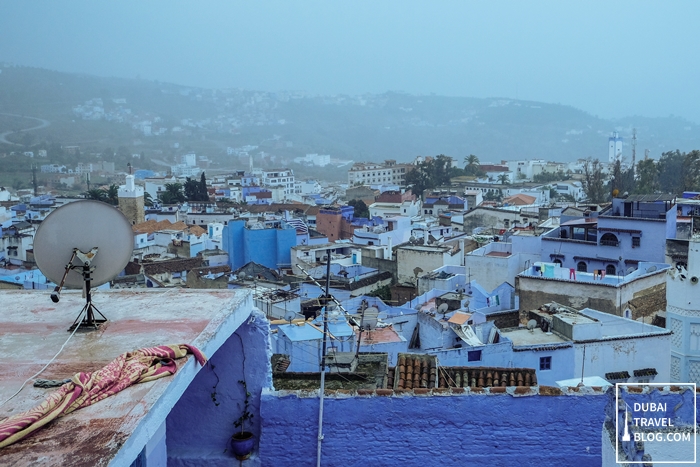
[{"left": 0, "top": 288, "right": 251, "bottom": 466}]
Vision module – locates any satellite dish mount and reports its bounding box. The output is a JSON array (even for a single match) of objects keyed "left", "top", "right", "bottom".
[
  {"left": 33, "top": 200, "right": 134, "bottom": 332},
  {"left": 53, "top": 247, "right": 107, "bottom": 330}
]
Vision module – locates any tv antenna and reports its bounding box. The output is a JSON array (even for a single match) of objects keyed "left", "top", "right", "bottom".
[{"left": 33, "top": 200, "right": 134, "bottom": 331}]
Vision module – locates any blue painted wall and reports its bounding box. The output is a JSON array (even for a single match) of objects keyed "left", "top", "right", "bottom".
[
  {"left": 166, "top": 310, "right": 272, "bottom": 467},
  {"left": 259, "top": 391, "right": 608, "bottom": 467},
  {"left": 222, "top": 220, "right": 296, "bottom": 270}
]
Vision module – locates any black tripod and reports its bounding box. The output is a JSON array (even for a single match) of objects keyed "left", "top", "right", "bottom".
[{"left": 52, "top": 248, "right": 107, "bottom": 331}]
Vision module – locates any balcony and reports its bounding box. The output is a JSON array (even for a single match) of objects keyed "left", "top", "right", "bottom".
[{"left": 599, "top": 239, "right": 619, "bottom": 247}]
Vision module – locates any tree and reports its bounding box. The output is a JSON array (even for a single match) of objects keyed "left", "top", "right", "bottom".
[
  {"left": 497, "top": 173, "right": 510, "bottom": 185},
  {"left": 533, "top": 171, "right": 570, "bottom": 183},
  {"left": 607, "top": 159, "right": 634, "bottom": 197},
  {"left": 405, "top": 155, "right": 453, "bottom": 198},
  {"left": 84, "top": 188, "right": 107, "bottom": 202},
  {"left": 367, "top": 285, "right": 392, "bottom": 302},
  {"left": 657, "top": 150, "right": 685, "bottom": 194},
  {"left": 483, "top": 190, "right": 503, "bottom": 203},
  {"left": 582, "top": 158, "right": 607, "bottom": 203},
  {"left": 347, "top": 199, "right": 370, "bottom": 218},
  {"left": 463, "top": 154, "right": 482, "bottom": 176},
  {"left": 144, "top": 191, "right": 154, "bottom": 207},
  {"left": 160, "top": 183, "right": 185, "bottom": 204},
  {"left": 184, "top": 172, "right": 210, "bottom": 201},
  {"left": 681, "top": 150, "right": 700, "bottom": 193},
  {"left": 106, "top": 184, "right": 119, "bottom": 205},
  {"left": 635, "top": 159, "right": 659, "bottom": 194}
]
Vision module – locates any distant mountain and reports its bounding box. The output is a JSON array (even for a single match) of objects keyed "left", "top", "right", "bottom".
[{"left": 0, "top": 65, "right": 698, "bottom": 164}]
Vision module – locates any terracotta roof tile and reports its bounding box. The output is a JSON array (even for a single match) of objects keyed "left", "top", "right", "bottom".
[
  {"left": 391, "top": 357, "right": 538, "bottom": 390},
  {"left": 447, "top": 312, "right": 472, "bottom": 325}
]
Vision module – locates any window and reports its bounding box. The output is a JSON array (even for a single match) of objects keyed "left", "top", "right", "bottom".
[
  {"left": 468, "top": 350, "right": 482, "bottom": 362},
  {"left": 553, "top": 259, "right": 562, "bottom": 267},
  {"left": 539, "top": 356, "right": 552, "bottom": 371},
  {"left": 606, "top": 264, "right": 616, "bottom": 275},
  {"left": 600, "top": 233, "right": 619, "bottom": 247},
  {"left": 632, "top": 237, "right": 641, "bottom": 247}
]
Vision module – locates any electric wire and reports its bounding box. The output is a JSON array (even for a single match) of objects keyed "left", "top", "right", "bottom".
[{"left": 0, "top": 308, "right": 86, "bottom": 408}]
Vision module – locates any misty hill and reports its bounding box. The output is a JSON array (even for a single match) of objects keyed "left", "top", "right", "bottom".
[{"left": 0, "top": 65, "right": 698, "bottom": 164}]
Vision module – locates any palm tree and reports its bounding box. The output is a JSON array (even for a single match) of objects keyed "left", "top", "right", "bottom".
[
  {"left": 106, "top": 184, "right": 119, "bottom": 205},
  {"left": 464, "top": 154, "right": 480, "bottom": 176},
  {"left": 84, "top": 188, "right": 107, "bottom": 202},
  {"left": 497, "top": 173, "right": 510, "bottom": 185},
  {"left": 144, "top": 192, "right": 154, "bottom": 207},
  {"left": 464, "top": 154, "right": 480, "bottom": 168}
]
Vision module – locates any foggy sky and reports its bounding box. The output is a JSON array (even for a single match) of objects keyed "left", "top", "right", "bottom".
[{"left": 1, "top": 1, "right": 699, "bottom": 123}]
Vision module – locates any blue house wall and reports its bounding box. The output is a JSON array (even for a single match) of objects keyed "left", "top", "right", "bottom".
[
  {"left": 222, "top": 220, "right": 296, "bottom": 270},
  {"left": 260, "top": 390, "right": 608, "bottom": 467},
  {"left": 166, "top": 309, "right": 272, "bottom": 467},
  {"left": 260, "top": 387, "right": 698, "bottom": 467}
]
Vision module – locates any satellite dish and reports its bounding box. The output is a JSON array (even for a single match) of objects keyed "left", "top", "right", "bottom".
[
  {"left": 626, "top": 267, "right": 635, "bottom": 275},
  {"left": 361, "top": 306, "right": 379, "bottom": 330},
  {"left": 437, "top": 303, "right": 449, "bottom": 316},
  {"left": 646, "top": 265, "right": 657, "bottom": 273},
  {"left": 527, "top": 319, "right": 538, "bottom": 332},
  {"left": 283, "top": 310, "right": 296, "bottom": 323},
  {"left": 33, "top": 200, "right": 134, "bottom": 330},
  {"left": 239, "top": 272, "right": 247, "bottom": 279}
]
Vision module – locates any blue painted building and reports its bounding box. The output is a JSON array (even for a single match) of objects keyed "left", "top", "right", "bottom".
[
  {"left": 540, "top": 194, "right": 676, "bottom": 275},
  {"left": 222, "top": 219, "right": 297, "bottom": 270},
  {"left": 272, "top": 311, "right": 356, "bottom": 372}
]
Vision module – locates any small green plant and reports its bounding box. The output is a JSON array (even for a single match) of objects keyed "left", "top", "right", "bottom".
[
  {"left": 234, "top": 379, "right": 254, "bottom": 434},
  {"left": 210, "top": 364, "right": 220, "bottom": 406}
]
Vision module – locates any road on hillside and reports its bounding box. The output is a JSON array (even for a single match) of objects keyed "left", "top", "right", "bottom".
[{"left": 0, "top": 113, "right": 51, "bottom": 145}]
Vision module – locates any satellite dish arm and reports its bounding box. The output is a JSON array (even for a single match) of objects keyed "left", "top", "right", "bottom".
[{"left": 51, "top": 249, "right": 78, "bottom": 303}]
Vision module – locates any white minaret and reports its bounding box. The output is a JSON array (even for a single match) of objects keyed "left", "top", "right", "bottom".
[
  {"left": 608, "top": 132, "right": 623, "bottom": 163},
  {"left": 118, "top": 172, "right": 145, "bottom": 225},
  {"left": 667, "top": 240, "right": 700, "bottom": 383}
]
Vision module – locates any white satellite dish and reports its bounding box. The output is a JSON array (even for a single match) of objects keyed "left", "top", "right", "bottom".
[
  {"left": 437, "top": 303, "right": 449, "bottom": 316},
  {"left": 527, "top": 319, "right": 538, "bottom": 332},
  {"left": 33, "top": 200, "right": 134, "bottom": 330},
  {"left": 283, "top": 310, "right": 296, "bottom": 323},
  {"left": 361, "top": 306, "right": 379, "bottom": 330}
]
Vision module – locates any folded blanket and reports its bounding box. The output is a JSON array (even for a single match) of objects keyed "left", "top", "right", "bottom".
[{"left": 0, "top": 344, "right": 206, "bottom": 449}]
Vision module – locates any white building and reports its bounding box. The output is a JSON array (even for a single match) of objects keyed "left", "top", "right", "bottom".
[
  {"left": 667, "top": 239, "right": 700, "bottom": 383},
  {"left": 171, "top": 165, "right": 201, "bottom": 177},
  {"left": 347, "top": 160, "right": 412, "bottom": 186},
  {"left": 40, "top": 164, "right": 66, "bottom": 174},
  {"left": 261, "top": 169, "right": 295, "bottom": 196},
  {"left": 294, "top": 154, "right": 331, "bottom": 167},
  {"left": 608, "top": 132, "right": 623, "bottom": 163},
  {"left": 144, "top": 176, "right": 177, "bottom": 200},
  {"left": 180, "top": 153, "right": 197, "bottom": 167},
  {"left": 368, "top": 199, "right": 421, "bottom": 218}
]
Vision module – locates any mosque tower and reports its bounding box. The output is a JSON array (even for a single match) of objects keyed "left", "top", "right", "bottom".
[{"left": 118, "top": 165, "right": 145, "bottom": 225}]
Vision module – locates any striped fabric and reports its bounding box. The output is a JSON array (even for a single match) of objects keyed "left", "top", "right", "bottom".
[{"left": 0, "top": 344, "right": 206, "bottom": 449}]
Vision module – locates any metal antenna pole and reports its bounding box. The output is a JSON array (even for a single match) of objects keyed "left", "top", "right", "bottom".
[{"left": 316, "top": 249, "right": 331, "bottom": 467}]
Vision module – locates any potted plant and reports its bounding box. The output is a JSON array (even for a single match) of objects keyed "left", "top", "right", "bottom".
[{"left": 230, "top": 379, "right": 255, "bottom": 460}]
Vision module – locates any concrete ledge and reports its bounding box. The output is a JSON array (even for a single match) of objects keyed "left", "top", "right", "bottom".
[{"left": 266, "top": 385, "right": 611, "bottom": 398}]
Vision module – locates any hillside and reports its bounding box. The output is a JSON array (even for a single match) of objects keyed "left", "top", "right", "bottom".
[{"left": 0, "top": 65, "right": 698, "bottom": 167}]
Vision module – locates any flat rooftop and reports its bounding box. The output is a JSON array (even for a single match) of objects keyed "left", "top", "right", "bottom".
[
  {"left": 500, "top": 327, "right": 569, "bottom": 347},
  {"left": 0, "top": 288, "right": 251, "bottom": 466}
]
